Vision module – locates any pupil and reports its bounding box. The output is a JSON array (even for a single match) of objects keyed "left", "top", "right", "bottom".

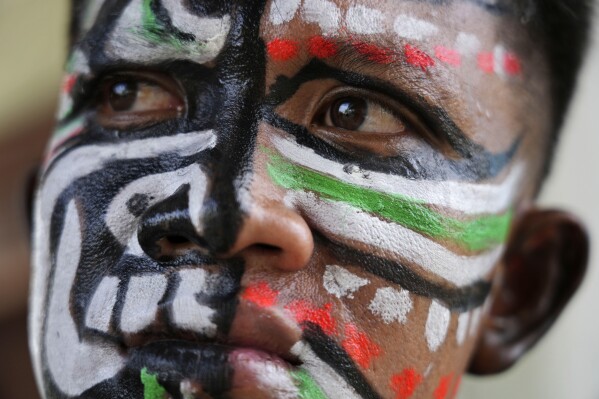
[
  {"left": 331, "top": 97, "right": 367, "bottom": 130},
  {"left": 109, "top": 80, "right": 137, "bottom": 111}
]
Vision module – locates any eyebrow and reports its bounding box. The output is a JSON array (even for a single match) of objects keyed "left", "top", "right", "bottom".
[{"left": 264, "top": 58, "right": 521, "bottom": 182}]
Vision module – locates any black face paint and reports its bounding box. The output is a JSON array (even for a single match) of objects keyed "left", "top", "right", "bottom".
[{"left": 263, "top": 59, "right": 521, "bottom": 182}]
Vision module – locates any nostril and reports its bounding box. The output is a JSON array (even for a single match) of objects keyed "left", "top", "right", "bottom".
[{"left": 166, "top": 235, "right": 191, "bottom": 245}]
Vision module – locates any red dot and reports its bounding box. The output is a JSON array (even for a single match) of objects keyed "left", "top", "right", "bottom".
[
  {"left": 434, "top": 374, "right": 453, "bottom": 399},
  {"left": 434, "top": 46, "right": 461, "bottom": 66},
  {"left": 352, "top": 40, "right": 395, "bottom": 64},
  {"left": 341, "top": 323, "right": 381, "bottom": 369},
  {"left": 477, "top": 52, "right": 495, "bottom": 73},
  {"left": 450, "top": 375, "right": 462, "bottom": 399},
  {"left": 504, "top": 53, "right": 522, "bottom": 75},
  {"left": 267, "top": 38, "right": 299, "bottom": 61},
  {"left": 286, "top": 301, "right": 337, "bottom": 335},
  {"left": 404, "top": 44, "right": 435, "bottom": 71},
  {"left": 62, "top": 74, "right": 78, "bottom": 94},
  {"left": 241, "top": 282, "right": 279, "bottom": 308},
  {"left": 308, "top": 36, "right": 338, "bottom": 59},
  {"left": 390, "top": 368, "right": 423, "bottom": 399}
]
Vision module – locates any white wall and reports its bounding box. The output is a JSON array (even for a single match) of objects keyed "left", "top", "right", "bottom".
[{"left": 461, "top": 15, "right": 599, "bottom": 399}]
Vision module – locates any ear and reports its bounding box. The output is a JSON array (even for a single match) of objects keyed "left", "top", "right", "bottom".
[{"left": 468, "top": 209, "right": 589, "bottom": 374}]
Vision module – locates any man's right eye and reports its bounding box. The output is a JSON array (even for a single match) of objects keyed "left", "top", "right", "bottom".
[{"left": 95, "top": 72, "right": 185, "bottom": 130}]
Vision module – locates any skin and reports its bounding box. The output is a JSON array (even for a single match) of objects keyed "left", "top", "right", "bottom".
[{"left": 29, "top": 0, "right": 589, "bottom": 398}]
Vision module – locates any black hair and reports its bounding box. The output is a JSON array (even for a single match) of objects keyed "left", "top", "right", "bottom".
[{"left": 530, "top": 0, "right": 594, "bottom": 178}]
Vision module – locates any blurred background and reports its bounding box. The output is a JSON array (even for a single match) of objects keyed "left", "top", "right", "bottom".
[{"left": 0, "top": 1, "right": 596, "bottom": 398}]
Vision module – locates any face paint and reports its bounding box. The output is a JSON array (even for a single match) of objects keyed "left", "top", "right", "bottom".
[
  {"left": 323, "top": 265, "right": 370, "bottom": 299},
  {"left": 32, "top": 0, "right": 548, "bottom": 398},
  {"left": 105, "top": 0, "right": 231, "bottom": 63}
]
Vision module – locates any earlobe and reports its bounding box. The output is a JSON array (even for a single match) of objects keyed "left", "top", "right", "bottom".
[{"left": 468, "top": 209, "right": 589, "bottom": 374}]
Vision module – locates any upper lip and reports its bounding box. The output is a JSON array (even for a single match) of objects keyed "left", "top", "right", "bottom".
[{"left": 116, "top": 293, "right": 303, "bottom": 366}]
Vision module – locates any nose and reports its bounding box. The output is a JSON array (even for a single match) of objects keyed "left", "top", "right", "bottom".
[
  {"left": 137, "top": 184, "right": 314, "bottom": 271},
  {"left": 224, "top": 198, "right": 314, "bottom": 272}
]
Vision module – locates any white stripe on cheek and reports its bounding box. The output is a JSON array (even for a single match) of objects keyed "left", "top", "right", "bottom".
[
  {"left": 394, "top": 14, "right": 439, "bottom": 41},
  {"left": 345, "top": 5, "right": 385, "bottom": 35},
  {"left": 85, "top": 276, "right": 120, "bottom": 333},
  {"left": 323, "top": 265, "right": 370, "bottom": 299},
  {"left": 425, "top": 300, "right": 451, "bottom": 352},
  {"left": 456, "top": 312, "right": 470, "bottom": 345},
  {"left": 172, "top": 269, "right": 217, "bottom": 336},
  {"left": 272, "top": 136, "right": 523, "bottom": 215},
  {"left": 302, "top": 0, "right": 341, "bottom": 34},
  {"left": 368, "top": 287, "right": 413, "bottom": 324},
  {"left": 292, "top": 192, "right": 503, "bottom": 287},
  {"left": 44, "top": 201, "right": 125, "bottom": 396},
  {"left": 120, "top": 274, "right": 168, "bottom": 333},
  {"left": 269, "top": 0, "right": 301, "bottom": 25}
]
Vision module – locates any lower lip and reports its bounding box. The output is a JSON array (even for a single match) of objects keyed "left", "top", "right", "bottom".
[{"left": 128, "top": 341, "right": 301, "bottom": 399}]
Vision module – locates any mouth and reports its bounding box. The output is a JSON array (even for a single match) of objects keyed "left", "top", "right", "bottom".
[
  {"left": 128, "top": 340, "right": 302, "bottom": 399},
  {"left": 117, "top": 293, "right": 305, "bottom": 398}
]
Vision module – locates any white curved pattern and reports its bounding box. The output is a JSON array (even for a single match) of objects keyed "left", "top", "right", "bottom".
[
  {"left": 292, "top": 192, "right": 503, "bottom": 287},
  {"left": 302, "top": 0, "right": 341, "bottom": 34},
  {"left": 346, "top": 5, "right": 385, "bottom": 35},
  {"left": 368, "top": 287, "right": 413, "bottom": 325},
  {"left": 44, "top": 201, "right": 125, "bottom": 396},
  {"left": 272, "top": 136, "right": 524, "bottom": 215},
  {"left": 105, "top": 0, "right": 230, "bottom": 64},
  {"left": 105, "top": 163, "right": 209, "bottom": 245}
]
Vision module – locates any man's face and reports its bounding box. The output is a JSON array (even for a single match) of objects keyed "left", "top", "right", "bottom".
[{"left": 30, "top": 0, "right": 551, "bottom": 398}]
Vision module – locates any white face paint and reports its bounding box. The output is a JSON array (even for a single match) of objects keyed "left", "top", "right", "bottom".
[
  {"left": 393, "top": 14, "right": 439, "bottom": 41},
  {"left": 323, "top": 265, "right": 370, "bottom": 299},
  {"left": 44, "top": 201, "right": 126, "bottom": 396},
  {"left": 302, "top": 0, "right": 341, "bottom": 35},
  {"left": 346, "top": 5, "right": 386, "bottom": 35},
  {"left": 105, "top": 0, "right": 231, "bottom": 63},
  {"left": 171, "top": 269, "right": 218, "bottom": 335},
  {"left": 85, "top": 276, "right": 120, "bottom": 333},
  {"left": 368, "top": 287, "right": 413, "bottom": 325},
  {"left": 425, "top": 300, "right": 451, "bottom": 352},
  {"left": 269, "top": 0, "right": 301, "bottom": 25},
  {"left": 121, "top": 274, "right": 168, "bottom": 333}
]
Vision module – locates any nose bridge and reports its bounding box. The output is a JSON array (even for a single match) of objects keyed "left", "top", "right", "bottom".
[{"left": 199, "top": 2, "right": 268, "bottom": 254}]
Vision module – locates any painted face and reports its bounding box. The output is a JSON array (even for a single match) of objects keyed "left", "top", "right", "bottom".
[{"left": 30, "top": 0, "right": 552, "bottom": 398}]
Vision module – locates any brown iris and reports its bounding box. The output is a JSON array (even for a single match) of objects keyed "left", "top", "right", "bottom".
[
  {"left": 96, "top": 72, "right": 184, "bottom": 130},
  {"left": 330, "top": 97, "right": 368, "bottom": 130},
  {"left": 108, "top": 80, "right": 138, "bottom": 111}
]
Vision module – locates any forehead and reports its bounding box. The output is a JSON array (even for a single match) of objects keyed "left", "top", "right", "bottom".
[{"left": 73, "top": 0, "right": 550, "bottom": 168}]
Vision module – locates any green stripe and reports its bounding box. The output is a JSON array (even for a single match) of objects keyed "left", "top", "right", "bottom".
[
  {"left": 141, "top": 368, "right": 167, "bottom": 399},
  {"left": 266, "top": 153, "right": 512, "bottom": 252},
  {"left": 140, "top": 0, "right": 185, "bottom": 48},
  {"left": 292, "top": 370, "right": 328, "bottom": 399}
]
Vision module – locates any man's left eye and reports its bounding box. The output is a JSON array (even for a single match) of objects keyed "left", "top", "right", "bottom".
[
  {"left": 96, "top": 72, "right": 185, "bottom": 129},
  {"left": 323, "top": 96, "right": 406, "bottom": 134}
]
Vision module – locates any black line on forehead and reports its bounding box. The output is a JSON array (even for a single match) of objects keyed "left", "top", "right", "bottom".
[
  {"left": 263, "top": 60, "right": 520, "bottom": 182},
  {"left": 321, "top": 233, "right": 491, "bottom": 312},
  {"left": 303, "top": 323, "right": 384, "bottom": 399}
]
